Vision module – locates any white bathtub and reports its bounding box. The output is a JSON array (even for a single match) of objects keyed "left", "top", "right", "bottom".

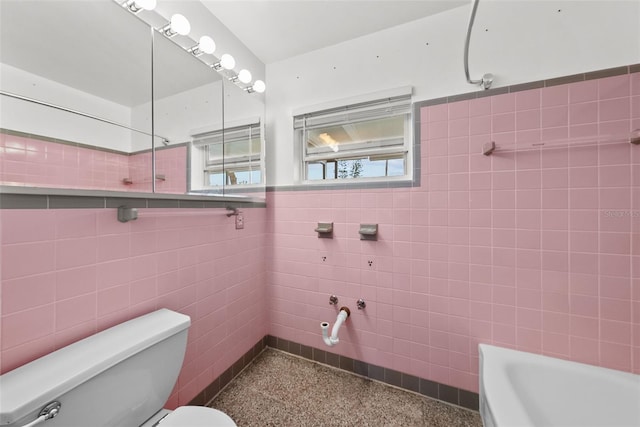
[{"left": 479, "top": 344, "right": 640, "bottom": 427}]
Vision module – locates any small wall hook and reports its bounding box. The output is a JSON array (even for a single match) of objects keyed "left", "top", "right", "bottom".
[
  {"left": 357, "top": 299, "right": 366, "bottom": 310},
  {"left": 226, "top": 206, "right": 239, "bottom": 217},
  {"left": 329, "top": 295, "right": 338, "bottom": 305}
]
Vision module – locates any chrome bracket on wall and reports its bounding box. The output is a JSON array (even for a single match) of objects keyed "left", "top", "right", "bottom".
[
  {"left": 117, "top": 206, "right": 138, "bottom": 223},
  {"left": 482, "top": 141, "right": 496, "bottom": 156}
]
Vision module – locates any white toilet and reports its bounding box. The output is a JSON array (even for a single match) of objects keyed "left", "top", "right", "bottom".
[{"left": 0, "top": 309, "right": 236, "bottom": 427}]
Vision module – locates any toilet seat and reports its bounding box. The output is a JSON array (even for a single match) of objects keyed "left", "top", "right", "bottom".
[{"left": 159, "top": 406, "right": 236, "bottom": 427}]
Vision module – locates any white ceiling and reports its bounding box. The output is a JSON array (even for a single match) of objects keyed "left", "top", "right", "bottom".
[
  {"left": 201, "top": 0, "right": 469, "bottom": 64},
  {"left": 0, "top": 0, "right": 469, "bottom": 107},
  {"left": 1, "top": 0, "right": 219, "bottom": 108}
]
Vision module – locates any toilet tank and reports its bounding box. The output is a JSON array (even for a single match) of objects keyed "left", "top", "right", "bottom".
[{"left": 0, "top": 309, "right": 190, "bottom": 427}]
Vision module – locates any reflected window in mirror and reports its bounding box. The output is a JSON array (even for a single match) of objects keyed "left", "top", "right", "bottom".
[{"left": 190, "top": 121, "right": 262, "bottom": 191}]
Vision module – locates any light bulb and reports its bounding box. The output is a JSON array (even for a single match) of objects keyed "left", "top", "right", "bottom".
[
  {"left": 252, "top": 80, "right": 266, "bottom": 93},
  {"left": 134, "top": 0, "right": 156, "bottom": 10},
  {"left": 220, "top": 54, "right": 235, "bottom": 70},
  {"left": 126, "top": 0, "right": 156, "bottom": 13},
  {"left": 198, "top": 36, "right": 216, "bottom": 55},
  {"left": 238, "top": 69, "right": 252, "bottom": 84},
  {"left": 170, "top": 14, "right": 190, "bottom": 36}
]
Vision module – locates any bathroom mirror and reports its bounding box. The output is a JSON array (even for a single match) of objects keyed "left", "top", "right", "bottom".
[
  {"left": 149, "top": 31, "right": 266, "bottom": 199},
  {"left": 0, "top": 0, "right": 266, "bottom": 200},
  {"left": 0, "top": 0, "right": 155, "bottom": 192},
  {"left": 147, "top": 29, "right": 223, "bottom": 195},
  {"left": 218, "top": 79, "right": 266, "bottom": 199}
]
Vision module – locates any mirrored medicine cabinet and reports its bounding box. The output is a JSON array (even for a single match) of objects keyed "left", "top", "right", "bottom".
[{"left": 0, "top": 0, "right": 266, "bottom": 202}]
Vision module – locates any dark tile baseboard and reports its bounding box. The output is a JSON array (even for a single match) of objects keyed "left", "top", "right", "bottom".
[
  {"left": 267, "top": 335, "right": 480, "bottom": 411},
  {"left": 190, "top": 334, "right": 479, "bottom": 412},
  {"left": 188, "top": 337, "right": 269, "bottom": 406}
]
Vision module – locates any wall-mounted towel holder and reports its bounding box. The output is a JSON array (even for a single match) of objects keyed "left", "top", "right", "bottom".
[
  {"left": 315, "top": 222, "right": 333, "bottom": 238},
  {"left": 121, "top": 174, "right": 166, "bottom": 185},
  {"left": 359, "top": 224, "right": 378, "bottom": 241},
  {"left": 482, "top": 129, "right": 640, "bottom": 156},
  {"left": 117, "top": 206, "right": 138, "bottom": 223}
]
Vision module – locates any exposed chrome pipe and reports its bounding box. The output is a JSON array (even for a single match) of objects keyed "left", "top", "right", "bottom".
[
  {"left": 464, "top": 0, "right": 493, "bottom": 90},
  {"left": 0, "top": 90, "right": 170, "bottom": 145}
]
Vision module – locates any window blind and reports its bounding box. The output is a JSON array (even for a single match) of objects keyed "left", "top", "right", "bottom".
[
  {"left": 293, "top": 95, "right": 411, "bottom": 130},
  {"left": 192, "top": 122, "right": 260, "bottom": 147}
]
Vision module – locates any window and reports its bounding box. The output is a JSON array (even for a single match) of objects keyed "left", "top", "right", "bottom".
[
  {"left": 294, "top": 93, "right": 412, "bottom": 183},
  {"left": 191, "top": 121, "right": 262, "bottom": 190}
]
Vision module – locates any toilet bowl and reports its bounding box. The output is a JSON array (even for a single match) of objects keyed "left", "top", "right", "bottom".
[
  {"left": 143, "top": 407, "right": 236, "bottom": 427},
  {"left": 0, "top": 309, "right": 237, "bottom": 427}
]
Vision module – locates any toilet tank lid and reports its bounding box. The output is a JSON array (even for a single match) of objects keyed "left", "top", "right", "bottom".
[{"left": 0, "top": 309, "right": 190, "bottom": 425}]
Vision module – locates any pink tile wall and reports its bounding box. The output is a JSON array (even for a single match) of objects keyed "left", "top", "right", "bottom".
[
  {"left": 0, "top": 134, "right": 187, "bottom": 193},
  {"left": 127, "top": 147, "right": 188, "bottom": 194},
  {"left": 266, "top": 72, "right": 640, "bottom": 393},
  {"left": 0, "top": 207, "right": 267, "bottom": 407},
  {"left": 127, "top": 151, "right": 154, "bottom": 193},
  {"left": 0, "top": 134, "right": 130, "bottom": 191},
  {"left": 156, "top": 147, "right": 188, "bottom": 194}
]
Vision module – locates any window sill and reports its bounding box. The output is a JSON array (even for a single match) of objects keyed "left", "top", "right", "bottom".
[{"left": 267, "top": 177, "right": 416, "bottom": 192}]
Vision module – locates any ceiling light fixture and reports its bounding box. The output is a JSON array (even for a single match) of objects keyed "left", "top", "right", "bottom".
[
  {"left": 188, "top": 35, "right": 216, "bottom": 56},
  {"left": 161, "top": 14, "right": 190, "bottom": 37}
]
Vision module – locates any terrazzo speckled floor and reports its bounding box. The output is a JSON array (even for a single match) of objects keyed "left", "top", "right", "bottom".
[{"left": 209, "top": 349, "right": 483, "bottom": 427}]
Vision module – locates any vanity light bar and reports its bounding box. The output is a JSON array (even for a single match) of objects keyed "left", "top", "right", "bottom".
[{"left": 115, "top": 0, "right": 264, "bottom": 94}]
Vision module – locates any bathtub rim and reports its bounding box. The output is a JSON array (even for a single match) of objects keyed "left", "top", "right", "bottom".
[
  {"left": 479, "top": 344, "right": 533, "bottom": 427},
  {"left": 479, "top": 343, "right": 640, "bottom": 427}
]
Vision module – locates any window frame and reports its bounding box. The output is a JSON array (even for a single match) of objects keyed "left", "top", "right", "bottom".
[
  {"left": 293, "top": 89, "right": 413, "bottom": 186},
  {"left": 190, "top": 120, "right": 263, "bottom": 190}
]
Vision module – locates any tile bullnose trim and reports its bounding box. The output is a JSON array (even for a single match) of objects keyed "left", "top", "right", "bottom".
[
  {"left": 413, "top": 62, "right": 640, "bottom": 111},
  {"left": 0, "top": 186, "right": 266, "bottom": 209}
]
